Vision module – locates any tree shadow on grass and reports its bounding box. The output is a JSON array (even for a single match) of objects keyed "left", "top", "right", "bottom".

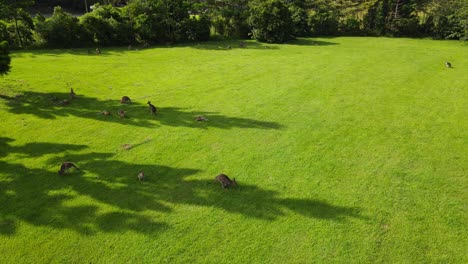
[
  {"left": 0, "top": 139, "right": 363, "bottom": 237},
  {"left": 1, "top": 91, "right": 157, "bottom": 127},
  {"left": 1, "top": 91, "right": 283, "bottom": 130},
  {"left": 9, "top": 38, "right": 337, "bottom": 59},
  {"left": 286, "top": 38, "right": 339, "bottom": 46},
  {"left": 158, "top": 107, "right": 283, "bottom": 130},
  {"left": 0, "top": 137, "right": 88, "bottom": 158},
  {"left": 10, "top": 41, "right": 278, "bottom": 58},
  {"left": 183, "top": 40, "right": 279, "bottom": 51}
]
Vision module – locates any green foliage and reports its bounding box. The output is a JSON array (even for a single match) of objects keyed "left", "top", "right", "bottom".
[
  {"left": 339, "top": 18, "right": 363, "bottom": 36},
  {"left": 289, "top": 5, "right": 310, "bottom": 37},
  {"left": 80, "top": 4, "right": 133, "bottom": 46},
  {"left": 308, "top": 10, "right": 340, "bottom": 36},
  {"left": 209, "top": 0, "right": 250, "bottom": 38},
  {"left": 35, "top": 7, "right": 85, "bottom": 48},
  {"left": 248, "top": 0, "right": 294, "bottom": 43},
  {"left": 180, "top": 15, "right": 211, "bottom": 41},
  {"left": 427, "top": 0, "right": 467, "bottom": 40},
  {"left": 0, "top": 40, "right": 10, "bottom": 75},
  {"left": 126, "top": 0, "right": 194, "bottom": 43},
  {"left": 0, "top": 0, "right": 35, "bottom": 47}
]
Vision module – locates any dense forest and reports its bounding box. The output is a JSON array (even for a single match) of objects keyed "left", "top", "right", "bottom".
[{"left": 0, "top": 0, "right": 466, "bottom": 50}]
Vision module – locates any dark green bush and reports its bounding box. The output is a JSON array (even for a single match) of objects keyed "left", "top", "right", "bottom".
[
  {"left": 35, "top": 7, "right": 85, "bottom": 48},
  {"left": 80, "top": 4, "right": 133, "bottom": 46},
  {"left": 248, "top": 0, "right": 293, "bottom": 43},
  {"left": 289, "top": 5, "right": 309, "bottom": 37},
  {"left": 308, "top": 10, "right": 339, "bottom": 36},
  {"left": 339, "top": 18, "right": 363, "bottom": 36}
]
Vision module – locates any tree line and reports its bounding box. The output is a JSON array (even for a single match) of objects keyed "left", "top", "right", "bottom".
[{"left": 0, "top": 0, "right": 466, "bottom": 51}]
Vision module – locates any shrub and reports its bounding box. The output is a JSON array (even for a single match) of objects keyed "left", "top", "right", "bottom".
[
  {"left": 80, "top": 4, "right": 133, "bottom": 46},
  {"left": 248, "top": 0, "right": 293, "bottom": 43},
  {"left": 181, "top": 15, "right": 211, "bottom": 41},
  {"left": 35, "top": 7, "right": 85, "bottom": 48},
  {"left": 289, "top": 5, "right": 309, "bottom": 37},
  {"left": 308, "top": 10, "right": 339, "bottom": 36},
  {"left": 339, "top": 18, "right": 363, "bottom": 36}
]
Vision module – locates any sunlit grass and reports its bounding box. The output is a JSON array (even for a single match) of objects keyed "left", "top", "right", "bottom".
[{"left": 0, "top": 37, "right": 467, "bottom": 263}]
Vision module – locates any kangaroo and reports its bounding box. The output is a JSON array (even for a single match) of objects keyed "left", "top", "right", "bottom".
[
  {"left": 70, "top": 88, "right": 76, "bottom": 99},
  {"left": 58, "top": 162, "right": 80, "bottom": 176},
  {"left": 118, "top": 110, "right": 126, "bottom": 118},
  {"left": 102, "top": 110, "right": 111, "bottom": 116},
  {"left": 239, "top": 41, "right": 246, "bottom": 48},
  {"left": 121, "top": 96, "right": 131, "bottom": 103},
  {"left": 62, "top": 99, "right": 70, "bottom": 105},
  {"left": 147, "top": 101, "right": 157, "bottom": 115},
  {"left": 96, "top": 48, "right": 101, "bottom": 54},
  {"left": 215, "top": 174, "right": 237, "bottom": 189},
  {"left": 137, "top": 171, "right": 145, "bottom": 181},
  {"left": 445, "top": 61, "right": 452, "bottom": 68},
  {"left": 195, "top": 116, "right": 208, "bottom": 121}
]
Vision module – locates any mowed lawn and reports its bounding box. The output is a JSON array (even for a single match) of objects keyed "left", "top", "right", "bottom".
[{"left": 0, "top": 37, "right": 466, "bottom": 263}]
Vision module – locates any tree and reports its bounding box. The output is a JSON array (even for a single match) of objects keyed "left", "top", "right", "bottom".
[
  {"left": 248, "top": 0, "right": 293, "bottom": 43},
  {"left": 426, "top": 0, "right": 467, "bottom": 40},
  {"left": 0, "top": 0, "right": 35, "bottom": 47},
  {"left": 35, "top": 7, "right": 85, "bottom": 48},
  {"left": 208, "top": 0, "right": 250, "bottom": 38},
  {"left": 0, "top": 40, "right": 11, "bottom": 75}
]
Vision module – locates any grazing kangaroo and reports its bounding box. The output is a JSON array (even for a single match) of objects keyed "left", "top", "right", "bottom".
[
  {"left": 62, "top": 99, "right": 70, "bottom": 105},
  {"left": 58, "top": 162, "right": 80, "bottom": 176},
  {"left": 121, "top": 96, "right": 131, "bottom": 103},
  {"left": 215, "top": 174, "right": 237, "bottom": 189},
  {"left": 118, "top": 110, "right": 126, "bottom": 118},
  {"left": 147, "top": 101, "right": 157, "bottom": 115},
  {"left": 137, "top": 171, "right": 145, "bottom": 181},
  {"left": 445, "top": 61, "right": 452, "bottom": 68},
  {"left": 195, "top": 116, "right": 208, "bottom": 121},
  {"left": 70, "top": 88, "right": 76, "bottom": 99},
  {"left": 102, "top": 110, "right": 111, "bottom": 116}
]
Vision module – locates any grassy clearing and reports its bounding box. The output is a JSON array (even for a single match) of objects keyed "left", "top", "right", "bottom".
[{"left": 0, "top": 37, "right": 467, "bottom": 263}]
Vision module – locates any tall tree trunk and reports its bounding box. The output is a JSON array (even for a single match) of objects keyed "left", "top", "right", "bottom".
[{"left": 394, "top": 0, "right": 401, "bottom": 19}]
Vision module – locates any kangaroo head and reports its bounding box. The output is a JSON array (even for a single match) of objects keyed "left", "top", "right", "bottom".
[{"left": 231, "top": 178, "right": 238, "bottom": 187}]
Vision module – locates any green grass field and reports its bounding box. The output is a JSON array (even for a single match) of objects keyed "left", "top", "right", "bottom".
[{"left": 0, "top": 37, "right": 467, "bottom": 263}]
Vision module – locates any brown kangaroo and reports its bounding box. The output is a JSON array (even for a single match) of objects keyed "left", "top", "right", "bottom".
[
  {"left": 215, "top": 174, "right": 237, "bottom": 189},
  {"left": 195, "top": 116, "right": 208, "bottom": 121},
  {"left": 70, "top": 88, "right": 76, "bottom": 99},
  {"left": 137, "top": 171, "right": 145, "bottom": 181},
  {"left": 118, "top": 110, "right": 126, "bottom": 118},
  {"left": 121, "top": 96, "right": 131, "bottom": 103},
  {"left": 147, "top": 101, "right": 157, "bottom": 115},
  {"left": 58, "top": 162, "right": 80, "bottom": 176},
  {"left": 102, "top": 110, "right": 111, "bottom": 116}
]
